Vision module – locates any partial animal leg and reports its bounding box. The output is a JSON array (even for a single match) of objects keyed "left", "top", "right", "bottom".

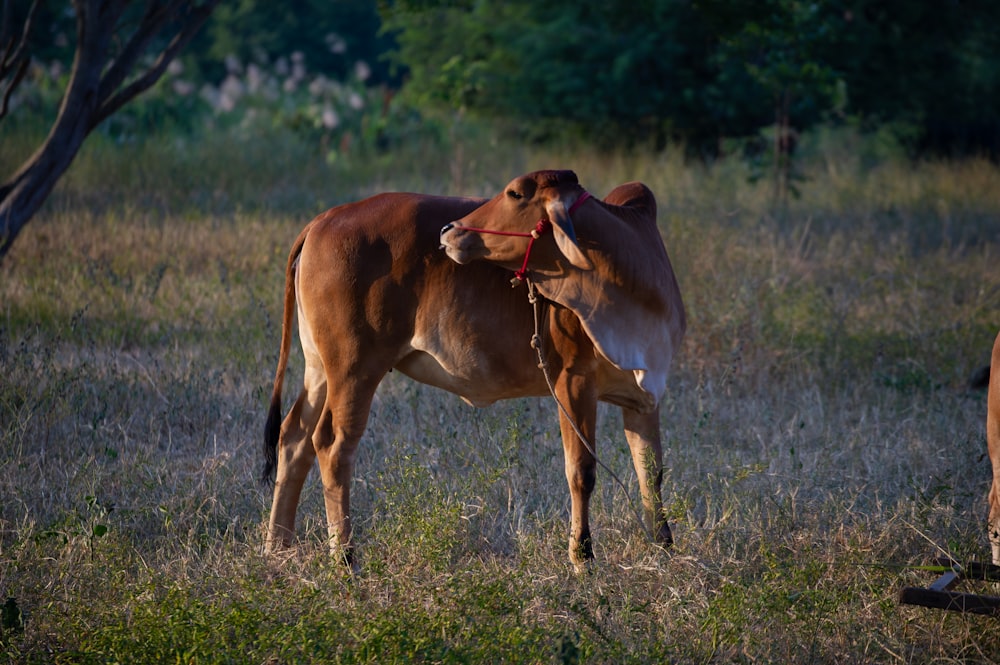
[
  {"left": 623, "top": 407, "right": 672, "bottom": 547},
  {"left": 555, "top": 371, "right": 599, "bottom": 570},
  {"left": 987, "top": 332, "right": 1000, "bottom": 564},
  {"left": 313, "top": 381, "right": 380, "bottom": 568},
  {"left": 266, "top": 363, "right": 327, "bottom": 551},
  {"left": 989, "top": 474, "right": 1000, "bottom": 565}
]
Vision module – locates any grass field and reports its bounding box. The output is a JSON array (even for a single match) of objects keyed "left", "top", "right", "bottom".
[{"left": 3, "top": 125, "right": 1000, "bottom": 663}]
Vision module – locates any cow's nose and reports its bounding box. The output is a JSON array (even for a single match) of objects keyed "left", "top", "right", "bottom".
[{"left": 439, "top": 222, "right": 456, "bottom": 249}]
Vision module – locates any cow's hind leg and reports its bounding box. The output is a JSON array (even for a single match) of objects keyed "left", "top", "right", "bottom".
[
  {"left": 266, "top": 363, "right": 327, "bottom": 551},
  {"left": 313, "top": 378, "right": 381, "bottom": 568},
  {"left": 623, "top": 407, "right": 672, "bottom": 548}
]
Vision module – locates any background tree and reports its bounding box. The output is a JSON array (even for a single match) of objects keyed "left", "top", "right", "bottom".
[
  {"left": 380, "top": 0, "right": 1000, "bottom": 159},
  {"left": 0, "top": 0, "right": 218, "bottom": 262},
  {"left": 380, "top": 0, "right": 714, "bottom": 148},
  {"left": 823, "top": 0, "right": 1000, "bottom": 157},
  {"left": 702, "top": 0, "right": 841, "bottom": 200}
]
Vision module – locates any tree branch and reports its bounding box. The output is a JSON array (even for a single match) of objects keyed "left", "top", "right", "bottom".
[
  {"left": 0, "top": 54, "right": 26, "bottom": 118},
  {"left": 97, "top": 0, "right": 182, "bottom": 102},
  {"left": 1, "top": 0, "right": 39, "bottom": 73},
  {"left": 0, "top": 0, "right": 41, "bottom": 120},
  {"left": 93, "top": 0, "right": 218, "bottom": 129}
]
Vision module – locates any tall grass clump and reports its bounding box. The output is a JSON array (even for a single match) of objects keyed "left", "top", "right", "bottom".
[{"left": 2, "top": 117, "right": 1000, "bottom": 662}]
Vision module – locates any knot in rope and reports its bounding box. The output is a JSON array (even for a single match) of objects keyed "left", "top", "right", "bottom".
[{"left": 529, "top": 219, "right": 549, "bottom": 239}]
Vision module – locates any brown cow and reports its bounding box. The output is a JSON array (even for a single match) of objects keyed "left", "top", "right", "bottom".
[
  {"left": 264, "top": 170, "right": 685, "bottom": 569},
  {"left": 987, "top": 331, "right": 1000, "bottom": 563}
]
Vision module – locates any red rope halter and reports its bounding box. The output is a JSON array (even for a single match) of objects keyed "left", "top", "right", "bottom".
[{"left": 458, "top": 191, "right": 592, "bottom": 285}]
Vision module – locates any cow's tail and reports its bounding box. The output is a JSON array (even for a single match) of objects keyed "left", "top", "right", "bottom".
[{"left": 262, "top": 224, "right": 310, "bottom": 484}]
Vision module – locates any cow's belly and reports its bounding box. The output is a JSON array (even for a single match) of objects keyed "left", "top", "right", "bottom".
[
  {"left": 394, "top": 347, "right": 659, "bottom": 413},
  {"left": 393, "top": 349, "right": 548, "bottom": 406}
]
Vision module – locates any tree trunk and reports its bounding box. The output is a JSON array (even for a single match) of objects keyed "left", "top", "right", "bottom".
[
  {"left": 0, "top": 115, "right": 95, "bottom": 258},
  {"left": 772, "top": 89, "right": 792, "bottom": 208}
]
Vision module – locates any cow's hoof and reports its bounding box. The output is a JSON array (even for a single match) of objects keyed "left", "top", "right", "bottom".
[
  {"left": 655, "top": 521, "right": 674, "bottom": 548},
  {"left": 569, "top": 535, "right": 594, "bottom": 572}
]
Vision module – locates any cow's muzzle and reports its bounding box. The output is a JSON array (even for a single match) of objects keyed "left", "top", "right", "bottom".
[{"left": 439, "top": 221, "right": 470, "bottom": 263}]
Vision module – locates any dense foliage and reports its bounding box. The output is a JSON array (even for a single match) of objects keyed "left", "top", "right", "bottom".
[
  {"left": 382, "top": 0, "right": 1000, "bottom": 156},
  {"left": 7, "top": 0, "right": 1000, "bottom": 158}
]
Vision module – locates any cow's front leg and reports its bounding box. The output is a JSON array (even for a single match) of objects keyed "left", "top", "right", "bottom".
[
  {"left": 555, "top": 371, "right": 599, "bottom": 571},
  {"left": 623, "top": 406, "right": 672, "bottom": 547}
]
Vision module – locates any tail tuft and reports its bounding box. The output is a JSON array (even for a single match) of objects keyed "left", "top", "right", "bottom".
[
  {"left": 970, "top": 364, "right": 991, "bottom": 391},
  {"left": 262, "top": 400, "right": 282, "bottom": 485}
]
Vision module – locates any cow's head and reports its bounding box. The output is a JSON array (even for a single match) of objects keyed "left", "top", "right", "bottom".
[{"left": 440, "top": 170, "right": 594, "bottom": 275}]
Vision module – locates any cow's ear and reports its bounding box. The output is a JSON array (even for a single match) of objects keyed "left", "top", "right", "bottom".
[{"left": 547, "top": 201, "right": 594, "bottom": 270}]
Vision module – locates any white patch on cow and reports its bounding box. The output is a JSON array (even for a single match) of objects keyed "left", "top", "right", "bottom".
[
  {"left": 583, "top": 319, "right": 673, "bottom": 407},
  {"left": 294, "top": 279, "right": 329, "bottom": 405},
  {"left": 295, "top": 280, "right": 320, "bottom": 365}
]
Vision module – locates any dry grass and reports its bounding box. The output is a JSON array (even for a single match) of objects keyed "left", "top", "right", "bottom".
[{"left": 2, "top": 126, "right": 1000, "bottom": 663}]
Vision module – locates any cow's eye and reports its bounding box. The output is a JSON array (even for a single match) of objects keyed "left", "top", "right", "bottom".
[{"left": 506, "top": 190, "right": 522, "bottom": 200}]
